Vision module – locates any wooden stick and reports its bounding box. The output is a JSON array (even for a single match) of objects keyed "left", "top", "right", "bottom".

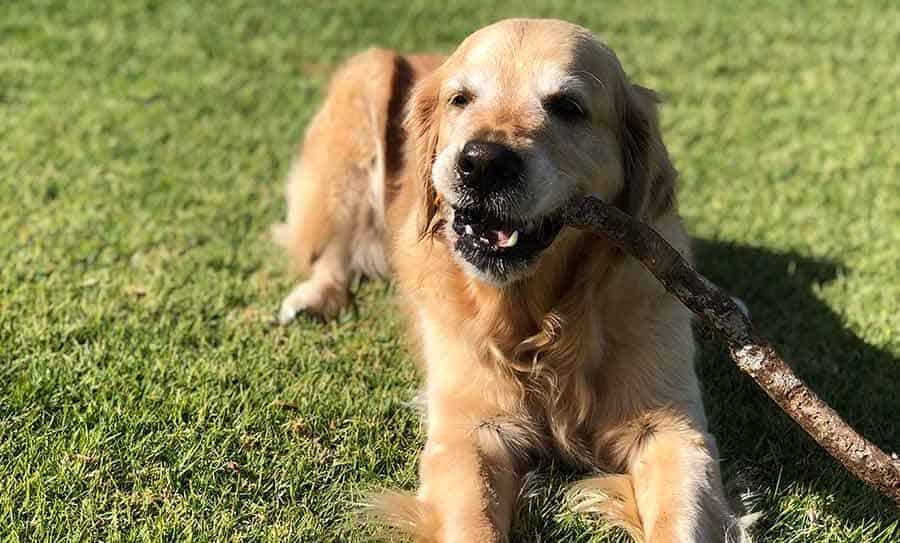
[{"left": 562, "top": 195, "right": 900, "bottom": 506}]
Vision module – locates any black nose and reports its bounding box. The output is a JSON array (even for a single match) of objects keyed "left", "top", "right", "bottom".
[{"left": 455, "top": 140, "right": 524, "bottom": 192}]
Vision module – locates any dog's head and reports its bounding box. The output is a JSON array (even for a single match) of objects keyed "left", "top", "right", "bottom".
[{"left": 408, "top": 19, "right": 676, "bottom": 285}]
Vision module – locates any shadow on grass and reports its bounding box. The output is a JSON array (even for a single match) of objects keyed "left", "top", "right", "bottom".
[{"left": 693, "top": 239, "right": 899, "bottom": 526}]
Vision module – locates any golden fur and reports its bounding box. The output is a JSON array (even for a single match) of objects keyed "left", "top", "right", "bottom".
[{"left": 274, "top": 19, "right": 748, "bottom": 542}]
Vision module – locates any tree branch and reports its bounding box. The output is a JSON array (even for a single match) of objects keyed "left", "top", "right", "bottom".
[{"left": 562, "top": 195, "right": 900, "bottom": 506}]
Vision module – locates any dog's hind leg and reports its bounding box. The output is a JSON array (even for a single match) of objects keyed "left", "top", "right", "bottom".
[
  {"left": 277, "top": 240, "right": 352, "bottom": 323},
  {"left": 273, "top": 121, "right": 389, "bottom": 322},
  {"left": 273, "top": 48, "right": 424, "bottom": 323},
  {"left": 273, "top": 156, "right": 363, "bottom": 323}
]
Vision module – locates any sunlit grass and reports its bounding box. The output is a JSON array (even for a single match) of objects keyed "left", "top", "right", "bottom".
[{"left": 1, "top": 1, "right": 897, "bottom": 540}]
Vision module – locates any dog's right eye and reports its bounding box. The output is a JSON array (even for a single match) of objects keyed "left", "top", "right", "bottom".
[
  {"left": 544, "top": 94, "right": 588, "bottom": 121},
  {"left": 449, "top": 92, "right": 472, "bottom": 108}
]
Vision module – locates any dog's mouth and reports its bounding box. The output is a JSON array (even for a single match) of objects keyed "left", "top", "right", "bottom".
[{"left": 450, "top": 206, "right": 564, "bottom": 281}]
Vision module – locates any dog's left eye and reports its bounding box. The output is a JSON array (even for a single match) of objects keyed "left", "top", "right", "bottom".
[
  {"left": 449, "top": 92, "right": 472, "bottom": 108},
  {"left": 544, "top": 94, "right": 587, "bottom": 121}
]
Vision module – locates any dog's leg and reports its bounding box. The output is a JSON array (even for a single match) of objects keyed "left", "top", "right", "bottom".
[
  {"left": 277, "top": 234, "right": 352, "bottom": 323},
  {"left": 624, "top": 411, "right": 742, "bottom": 542},
  {"left": 422, "top": 427, "right": 518, "bottom": 542},
  {"left": 370, "top": 411, "right": 522, "bottom": 542},
  {"left": 273, "top": 155, "right": 354, "bottom": 323},
  {"left": 570, "top": 409, "right": 745, "bottom": 543},
  {"left": 274, "top": 149, "right": 375, "bottom": 323}
]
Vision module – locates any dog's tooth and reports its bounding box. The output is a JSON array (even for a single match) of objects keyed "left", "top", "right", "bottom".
[
  {"left": 465, "top": 225, "right": 474, "bottom": 235},
  {"left": 501, "top": 230, "right": 519, "bottom": 248}
]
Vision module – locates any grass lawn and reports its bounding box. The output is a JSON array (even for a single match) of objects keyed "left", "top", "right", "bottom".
[{"left": 1, "top": 0, "right": 898, "bottom": 541}]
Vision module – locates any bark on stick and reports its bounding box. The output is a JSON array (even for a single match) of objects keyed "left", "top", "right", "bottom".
[{"left": 562, "top": 195, "right": 900, "bottom": 506}]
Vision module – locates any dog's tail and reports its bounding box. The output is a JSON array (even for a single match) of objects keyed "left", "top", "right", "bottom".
[{"left": 360, "top": 491, "right": 440, "bottom": 542}]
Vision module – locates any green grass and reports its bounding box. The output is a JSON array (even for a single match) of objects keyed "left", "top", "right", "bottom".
[{"left": 1, "top": 0, "right": 898, "bottom": 541}]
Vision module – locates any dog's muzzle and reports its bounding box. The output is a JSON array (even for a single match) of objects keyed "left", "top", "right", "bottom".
[{"left": 455, "top": 140, "right": 524, "bottom": 195}]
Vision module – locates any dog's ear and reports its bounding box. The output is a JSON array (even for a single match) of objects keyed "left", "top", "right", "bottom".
[
  {"left": 615, "top": 83, "right": 677, "bottom": 220},
  {"left": 405, "top": 73, "right": 443, "bottom": 238}
]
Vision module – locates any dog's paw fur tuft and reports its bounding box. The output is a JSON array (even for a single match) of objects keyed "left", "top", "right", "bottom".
[
  {"left": 360, "top": 491, "right": 440, "bottom": 542},
  {"left": 565, "top": 473, "right": 645, "bottom": 542}
]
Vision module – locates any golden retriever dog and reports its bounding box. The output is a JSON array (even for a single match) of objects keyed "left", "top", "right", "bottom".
[{"left": 273, "top": 18, "right": 749, "bottom": 542}]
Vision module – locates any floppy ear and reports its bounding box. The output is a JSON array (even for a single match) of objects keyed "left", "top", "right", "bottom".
[
  {"left": 404, "top": 73, "right": 443, "bottom": 238},
  {"left": 615, "top": 83, "right": 677, "bottom": 220}
]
